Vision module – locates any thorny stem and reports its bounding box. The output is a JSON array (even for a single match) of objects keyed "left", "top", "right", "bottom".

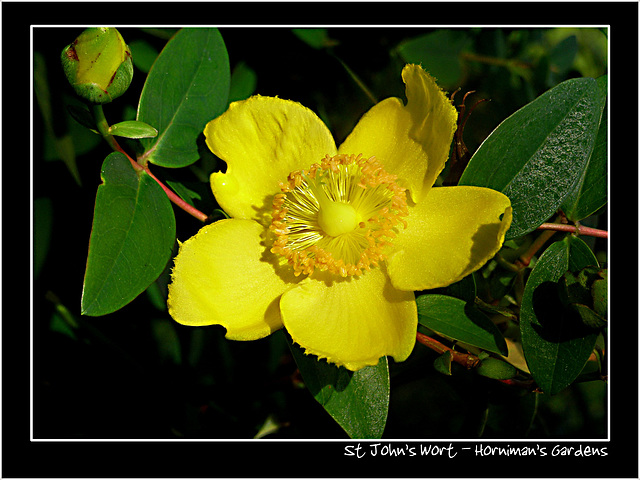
[{"left": 92, "top": 105, "right": 210, "bottom": 223}]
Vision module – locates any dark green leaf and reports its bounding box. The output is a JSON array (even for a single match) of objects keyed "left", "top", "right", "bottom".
[
  {"left": 571, "top": 303, "right": 607, "bottom": 330},
  {"left": 417, "top": 294, "right": 508, "bottom": 355},
  {"left": 591, "top": 270, "right": 607, "bottom": 318},
  {"left": 137, "top": 28, "right": 230, "bottom": 167},
  {"left": 292, "top": 28, "right": 339, "bottom": 50},
  {"left": 476, "top": 357, "right": 517, "bottom": 380},
  {"left": 228, "top": 61, "right": 257, "bottom": 103},
  {"left": 561, "top": 76, "right": 608, "bottom": 221},
  {"left": 129, "top": 39, "right": 159, "bottom": 74},
  {"left": 396, "top": 30, "right": 471, "bottom": 88},
  {"left": 520, "top": 236, "right": 599, "bottom": 394},
  {"left": 109, "top": 120, "right": 158, "bottom": 139},
  {"left": 549, "top": 35, "right": 578, "bottom": 75},
  {"left": 287, "top": 339, "right": 389, "bottom": 439},
  {"left": 34, "top": 197, "right": 53, "bottom": 279},
  {"left": 433, "top": 351, "right": 453, "bottom": 376},
  {"left": 66, "top": 103, "right": 98, "bottom": 132},
  {"left": 459, "top": 77, "right": 607, "bottom": 239},
  {"left": 81, "top": 152, "right": 176, "bottom": 316},
  {"left": 151, "top": 318, "right": 182, "bottom": 365}
]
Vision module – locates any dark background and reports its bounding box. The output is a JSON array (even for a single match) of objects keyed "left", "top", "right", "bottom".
[{"left": 6, "top": 1, "right": 639, "bottom": 477}]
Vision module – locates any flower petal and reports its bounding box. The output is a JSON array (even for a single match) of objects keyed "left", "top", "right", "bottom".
[
  {"left": 205, "top": 95, "right": 337, "bottom": 223},
  {"left": 387, "top": 186, "right": 512, "bottom": 291},
  {"left": 338, "top": 64, "right": 457, "bottom": 202},
  {"left": 280, "top": 267, "right": 417, "bottom": 371},
  {"left": 167, "top": 219, "right": 300, "bottom": 340}
]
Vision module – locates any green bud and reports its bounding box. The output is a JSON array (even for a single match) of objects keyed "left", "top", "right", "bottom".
[{"left": 61, "top": 28, "right": 133, "bottom": 104}]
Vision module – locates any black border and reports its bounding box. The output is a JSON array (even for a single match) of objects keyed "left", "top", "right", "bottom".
[{"left": 10, "top": 1, "right": 638, "bottom": 477}]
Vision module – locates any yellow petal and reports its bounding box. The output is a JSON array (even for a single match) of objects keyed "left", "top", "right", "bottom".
[
  {"left": 280, "top": 267, "right": 417, "bottom": 371},
  {"left": 338, "top": 64, "right": 457, "bottom": 202},
  {"left": 387, "top": 186, "right": 512, "bottom": 291},
  {"left": 167, "top": 219, "right": 300, "bottom": 340},
  {"left": 205, "top": 95, "right": 337, "bottom": 223}
]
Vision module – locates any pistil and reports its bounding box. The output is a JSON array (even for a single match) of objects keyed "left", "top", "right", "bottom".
[{"left": 270, "top": 154, "right": 408, "bottom": 277}]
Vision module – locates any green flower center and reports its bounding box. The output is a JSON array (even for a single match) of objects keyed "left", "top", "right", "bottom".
[{"left": 270, "top": 154, "right": 408, "bottom": 277}]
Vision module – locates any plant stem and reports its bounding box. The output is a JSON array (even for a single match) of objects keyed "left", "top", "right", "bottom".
[
  {"left": 331, "top": 53, "right": 378, "bottom": 105},
  {"left": 144, "top": 166, "right": 210, "bottom": 223},
  {"left": 537, "top": 222, "right": 608, "bottom": 238},
  {"left": 92, "top": 105, "right": 143, "bottom": 172},
  {"left": 92, "top": 104, "right": 209, "bottom": 223},
  {"left": 416, "top": 332, "right": 480, "bottom": 369},
  {"left": 515, "top": 228, "right": 557, "bottom": 268}
]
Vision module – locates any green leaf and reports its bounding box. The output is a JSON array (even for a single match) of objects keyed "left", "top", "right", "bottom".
[
  {"left": 459, "top": 77, "right": 607, "bottom": 239},
  {"left": 476, "top": 357, "right": 517, "bottom": 380},
  {"left": 137, "top": 28, "right": 230, "bottom": 167},
  {"left": 292, "top": 28, "right": 339, "bottom": 50},
  {"left": 561, "top": 76, "right": 608, "bottom": 221},
  {"left": 287, "top": 339, "right": 389, "bottom": 439},
  {"left": 81, "top": 152, "right": 176, "bottom": 316},
  {"left": 520, "top": 236, "right": 599, "bottom": 394},
  {"left": 109, "top": 120, "right": 158, "bottom": 139},
  {"left": 129, "top": 39, "right": 159, "bottom": 74},
  {"left": 417, "top": 294, "right": 508, "bottom": 356},
  {"left": 433, "top": 351, "right": 453, "bottom": 376},
  {"left": 591, "top": 270, "right": 608, "bottom": 318},
  {"left": 228, "top": 61, "right": 257, "bottom": 103},
  {"left": 396, "top": 30, "right": 471, "bottom": 88}
]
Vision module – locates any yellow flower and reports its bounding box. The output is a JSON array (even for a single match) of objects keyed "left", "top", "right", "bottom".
[{"left": 167, "top": 64, "right": 512, "bottom": 371}]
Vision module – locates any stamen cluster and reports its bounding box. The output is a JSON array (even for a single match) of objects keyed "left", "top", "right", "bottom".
[{"left": 270, "top": 154, "right": 408, "bottom": 277}]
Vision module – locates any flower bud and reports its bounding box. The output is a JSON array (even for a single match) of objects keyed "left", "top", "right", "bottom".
[{"left": 61, "top": 28, "right": 133, "bottom": 104}]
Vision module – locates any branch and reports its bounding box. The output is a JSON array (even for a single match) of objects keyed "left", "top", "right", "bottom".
[
  {"left": 92, "top": 105, "right": 210, "bottom": 223},
  {"left": 416, "top": 332, "right": 480, "bottom": 369},
  {"left": 537, "top": 222, "right": 608, "bottom": 239},
  {"left": 144, "top": 165, "right": 209, "bottom": 223}
]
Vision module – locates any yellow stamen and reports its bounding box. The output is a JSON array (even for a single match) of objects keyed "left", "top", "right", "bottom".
[{"left": 270, "top": 154, "right": 408, "bottom": 278}]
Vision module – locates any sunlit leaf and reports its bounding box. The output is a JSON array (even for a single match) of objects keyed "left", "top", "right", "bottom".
[
  {"left": 459, "top": 77, "right": 607, "bottom": 239},
  {"left": 109, "top": 120, "right": 158, "bottom": 139},
  {"left": 561, "top": 76, "right": 608, "bottom": 221},
  {"left": 137, "top": 28, "right": 230, "bottom": 168},
  {"left": 81, "top": 152, "right": 176, "bottom": 316}
]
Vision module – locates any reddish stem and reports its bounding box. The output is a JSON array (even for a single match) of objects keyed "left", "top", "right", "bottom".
[
  {"left": 143, "top": 166, "right": 209, "bottom": 223},
  {"left": 537, "top": 222, "right": 608, "bottom": 239},
  {"left": 416, "top": 332, "right": 480, "bottom": 369}
]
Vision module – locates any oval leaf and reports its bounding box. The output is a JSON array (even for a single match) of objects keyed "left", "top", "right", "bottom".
[
  {"left": 417, "top": 294, "right": 508, "bottom": 355},
  {"left": 287, "top": 338, "right": 389, "bottom": 439},
  {"left": 459, "top": 77, "right": 607, "bottom": 239},
  {"left": 137, "top": 28, "right": 230, "bottom": 167},
  {"left": 81, "top": 152, "right": 176, "bottom": 316},
  {"left": 109, "top": 120, "right": 158, "bottom": 139},
  {"left": 561, "top": 76, "right": 608, "bottom": 221},
  {"left": 520, "top": 236, "right": 599, "bottom": 394}
]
